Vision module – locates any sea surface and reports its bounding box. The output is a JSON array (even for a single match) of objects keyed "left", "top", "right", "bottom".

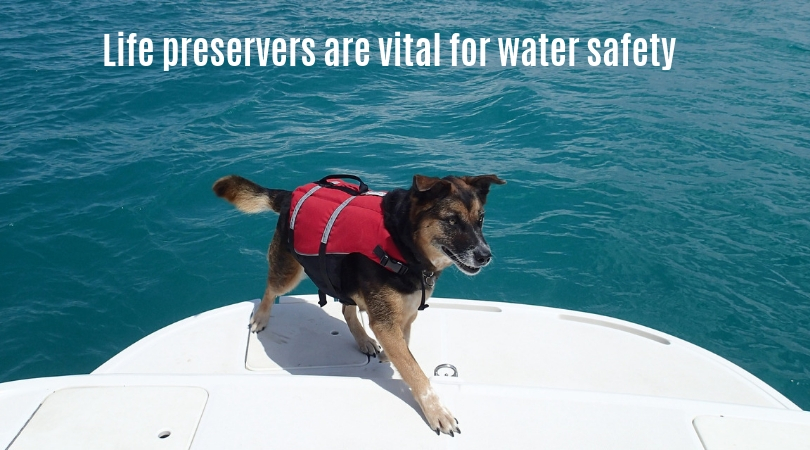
[{"left": 1, "top": 0, "right": 809, "bottom": 408}]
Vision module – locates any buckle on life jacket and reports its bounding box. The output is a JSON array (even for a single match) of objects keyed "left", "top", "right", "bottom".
[
  {"left": 375, "top": 245, "right": 429, "bottom": 310},
  {"left": 373, "top": 245, "right": 409, "bottom": 275}
]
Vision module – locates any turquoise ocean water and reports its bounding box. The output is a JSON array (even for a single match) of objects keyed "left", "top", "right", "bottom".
[{"left": 2, "top": 0, "right": 809, "bottom": 408}]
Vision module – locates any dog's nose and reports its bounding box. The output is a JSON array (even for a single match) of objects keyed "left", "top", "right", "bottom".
[{"left": 473, "top": 248, "right": 492, "bottom": 266}]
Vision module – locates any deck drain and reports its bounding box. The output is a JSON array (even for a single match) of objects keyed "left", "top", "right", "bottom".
[
  {"left": 158, "top": 430, "right": 171, "bottom": 439},
  {"left": 331, "top": 330, "right": 339, "bottom": 335}
]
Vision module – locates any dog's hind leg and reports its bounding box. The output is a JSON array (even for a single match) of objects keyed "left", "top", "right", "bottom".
[
  {"left": 342, "top": 304, "right": 381, "bottom": 357},
  {"left": 251, "top": 232, "right": 304, "bottom": 333}
]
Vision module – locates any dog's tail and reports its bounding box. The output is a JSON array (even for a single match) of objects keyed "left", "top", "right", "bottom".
[{"left": 213, "top": 175, "right": 288, "bottom": 214}]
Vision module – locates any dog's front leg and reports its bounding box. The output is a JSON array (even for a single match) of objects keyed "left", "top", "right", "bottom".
[
  {"left": 342, "top": 304, "right": 381, "bottom": 357},
  {"left": 371, "top": 321, "right": 460, "bottom": 436}
]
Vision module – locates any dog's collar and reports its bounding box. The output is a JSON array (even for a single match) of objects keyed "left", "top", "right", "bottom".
[{"left": 422, "top": 271, "right": 435, "bottom": 288}]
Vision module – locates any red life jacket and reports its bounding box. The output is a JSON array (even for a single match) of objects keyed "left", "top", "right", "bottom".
[{"left": 287, "top": 176, "right": 409, "bottom": 306}]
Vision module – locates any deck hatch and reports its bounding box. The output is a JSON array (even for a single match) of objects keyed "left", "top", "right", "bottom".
[{"left": 8, "top": 386, "right": 208, "bottom": 450}]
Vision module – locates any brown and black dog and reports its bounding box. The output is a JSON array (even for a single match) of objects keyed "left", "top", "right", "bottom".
[{"left": 213, "top": 174, "right": 505, "bottom": 435}]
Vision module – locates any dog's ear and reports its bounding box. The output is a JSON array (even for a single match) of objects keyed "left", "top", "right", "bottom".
[
  {"left": 412, "top": 175, "right": 452, "bottom": 197},
  {"left": 460, "top": 175, "right": 506, "bottom": 202}
]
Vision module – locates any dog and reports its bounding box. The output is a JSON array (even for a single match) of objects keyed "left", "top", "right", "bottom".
[{"left": 213, "top": 173, "right": 505, "bottom": 435}]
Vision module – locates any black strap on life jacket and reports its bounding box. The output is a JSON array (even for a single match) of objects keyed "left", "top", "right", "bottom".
[
  {"left": 317, "top": 184, "right": 358, "bottom": 307},
  {"left": 309, "top": 175, "right": 379, "bottom": 307},
  {"left": 373, "top": 245, "right": 429, "bottom": 310}
]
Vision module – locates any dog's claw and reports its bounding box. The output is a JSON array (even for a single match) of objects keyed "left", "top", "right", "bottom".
[
  {"left": 435, "top": 428, "right": 440, "bottom": 436},
  {"left": 450, "top": 430, "right": 454, "bottom": 437}
]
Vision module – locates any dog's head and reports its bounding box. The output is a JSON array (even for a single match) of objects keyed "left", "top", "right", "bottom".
[{"left": 409, "top": 174, "right": 506, "bottom": 274}]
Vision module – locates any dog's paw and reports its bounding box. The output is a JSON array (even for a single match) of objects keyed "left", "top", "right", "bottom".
[
  {"left": 419, "top": 387, "right": 460, "bottom": 436},
  {"left": 249, "top": 311, "right": 271, "bottom": 333},
  {"left": 357, "top": 336, "right": 382, "bottom": 357}
]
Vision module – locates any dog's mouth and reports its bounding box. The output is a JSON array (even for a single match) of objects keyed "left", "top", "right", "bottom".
[{"left": 441, "top": 246, "right": 481, "bottom": 275}]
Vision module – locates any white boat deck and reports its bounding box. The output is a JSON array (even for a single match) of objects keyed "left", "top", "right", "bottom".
[{"left": 1, "top": 295, "right": 809, "bottom": 449}]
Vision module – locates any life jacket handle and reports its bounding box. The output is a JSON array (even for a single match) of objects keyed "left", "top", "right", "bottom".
[{"left": 316, "top": 174, "right": 369, "bottom": 195}]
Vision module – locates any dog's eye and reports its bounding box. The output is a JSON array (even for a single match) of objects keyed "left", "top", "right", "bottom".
[
  {"left": 478, "top": 216, "right": 485, "bottom": 225},
  {"left": 447, "top": 217, "right": 457, "bottom": 225}
]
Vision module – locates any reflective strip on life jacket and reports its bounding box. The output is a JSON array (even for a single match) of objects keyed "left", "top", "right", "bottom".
[
  {"left": 290, "top": 184, "right": 322, "bottom": 231},
  {"left": 321, "top": 196, "right": 356, "bottom": 244}
]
